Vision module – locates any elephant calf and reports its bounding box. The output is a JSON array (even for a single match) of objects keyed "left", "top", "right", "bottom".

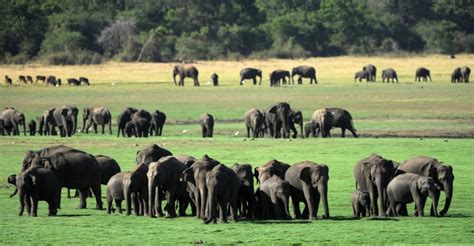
[
  {"left": 200, "top": 113, "right": 214, "bottom": 138},
  {"left": 259, "top": 175, "right": 291, "bottom": 220},
  {"left": 354, "top": 70, "right": 370, "bottom": 82},
  {"left": 28, "top": 120, "right": 36, "bottom": 136},
  {"left": 304, "top": 122, "right": 318, "bottom": 138},
  {"left": 382, "top": 68, "right": 399, "bottom": 83},
  {"left": 231, "top": 163, "right": 255, "bottom": 220},
  {"left": 415, "top": 67, "right": 431, "bottom": 82},
  {"left": 352, "top": 189, "right": 370, "bottom": 217}
]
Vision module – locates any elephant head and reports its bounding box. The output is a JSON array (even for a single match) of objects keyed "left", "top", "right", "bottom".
[
  {"left": 124, "top": 164, "right": 148, "bottom": 215},
  {"left": 290, "top": 110, "right": 304, "bottom": 138},
  {"left": 172, "top": 65, "right": 180, "bottom": 86},
  {"left": 435, "top": 164, "right": 454, "bottom": 215},
  {"left": 21, "top": 150, "right": 40, "bottom": 172},
  {"left": 417, "top": 177, "right": 440, "bottom": 217},
  {"left": 300, "top": 164, "right": 330, "bottom": 219},
  {"left": 14, "top": 112, "right": 26, "bottom": 136},
  {"left": 276, "top": 102, "right": 291, "bottom": 138},
  {"left": 69, "top": 107, "right": 79, "bottom": 134},
  {"left": 147, "top": 159, "right": 171, "bottom": 217},
  {"left": 312, "top": 109, "right": 332, "bottom": 138},
  {"left": 16, "top": 171, "right": 35, "bottom": 216},
  {"left": 82, "top": 107, "right": 92, "bottom": 132}
]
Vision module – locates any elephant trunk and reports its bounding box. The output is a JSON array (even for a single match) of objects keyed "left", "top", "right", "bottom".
[
  {"left": 282, "top": 195, "right": 291, "bottom": 220},
  {"left": 71, "top": 115, "right": 77, "bottom": 135},
  {"left": 61, "top": 117, "right": 68, "bottom": 137},
  {"left": 148, "top": 180, "right": 156, "bottom": 217},
  {"left": 429, "top": 189, "right": 439, "bottom": 217},
  {"left": 299, "top": 121, "right": 304, "bottom": 138},
  {"left": 440, "top": 181, "right": 453, "bottom": 216},
  {"left": 203, "top": 187, "right": 215, "bottom": 224},
  {"left": 199, "top": 185, "right": 208, "bottom": 219},
  {"left": 376, "top": 179, "right": 386, "bottom": 217},
  {"left": 172, "top": 70, "right": 177, "bottom": 86},
  {"left": 319, "top": 181, "right": 330, "bottom": 219},
  {"left": 124, "top": 185, "right": 132, "bottom": 215}
]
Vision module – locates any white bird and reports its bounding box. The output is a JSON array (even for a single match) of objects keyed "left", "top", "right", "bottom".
[
  {"left": 234, "top": 131, "right": 240, "bottom": 136},
  {"left": 182, "top": 130, "right": 188, "bottom": 133}
]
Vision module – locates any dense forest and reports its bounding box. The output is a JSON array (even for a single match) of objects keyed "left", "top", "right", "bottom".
[{"left": 1, "top": 0, "right": 473, "bottom": 64}]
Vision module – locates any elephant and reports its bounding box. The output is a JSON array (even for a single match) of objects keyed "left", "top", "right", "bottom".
[
  {"left": 265, "top": 102, "right": 292, "bottom": 138},
  {"left": 173, "top": 64, "right": 199, "bottom": 86},
  {"left": 106, "top": 172, "right": 126, "bottom": 214},
  {"left": 0, "top": 107, "right": 26, "bottom": 135},
  {"left": 41, "top": 109, "right": 57, "bottom": 135},
  {"left": 211, "top": 73, "right": 219, "bottom": 86},
  {"left": 354, "top": 70, "right": 370, "bottom": 82},
  {"left": 254, "top": 159, "right": 291, "bottom": 184},
  {"left": 26, "top": 76, "right": 33, "bottom": 83},
  {"left": 117, "top": 107, "right": 138, "bottom": 137},
  {"left": 239, "top": 67, "right": 262, "bottom": 85},
  {"left": 37, "top": 116, "right": 44, "bottom": 136},
  {"left": 67, "top": 78, "right": 81, "bottom": 86},
  {"left": 52, "top": 105, "right": 79, "bottom": 137},
  {"left": 363, "top": 64, "right": 377, "bottom": 81},
  {"left": 304, "top": 122, "right": 318, "bottom": 138},
  {"left": 415, "top": 67, "right": 431, "bottom": 82},
  {"left": 19, "top": 75, "right": 27, "bottom": 84},
  {"left": 79, "top": 77, "right": 90, "bottom": 85},
  {"left": 387, "top": 173, "right": 440, "bottom": 217},
  {"left": 5, "top": 75, "right": 13, "bottom": 85},
  {"left": 150, "top": 110, "right": 166, "bottom": 136},
  {"left": 231, "top": 163, "right": 256, "bottom": 220},
  {"left": 82, "top": 107, "right": 112, "bottom": 134},
  {"left": 200, "top": 113, "right": 214, "bottom": 138},
  {"left": 291, "top": 66, "right": 317, "bottom": 84},
  {"left": 289, "top": 109, "right": 304, "bottom": 138},
  {"left": 244, "top": 108, "right": 265, "bottom": 138},
  {"left": 125, "top": 117, "right": 150, "bottom": 137},
  {"left": 21, "top": 145, "right": 76, "bottom": 172},
  {"left": 382, "top": 68, "right": 399, "bottom": 83},
  {"left": 46, "top": 76, "right": 60, "bottom": 86},
  {"left": 16, "top": 165, "right": 60, "bottom": 217},
  {"left": 135, "top": 144, "right": 173, "bottom": 166},
  {"left": 148, "top": 156, "right": 188, "bottom": 218},
  {"left": 285, "top": 161, "right": 330, "bottom": 219},
  {"left": 396, "top": 156, "right": 454, "bottom": 216},
  {"left": 35, "top": 75, "right": 46, "bottom": 83},
  {"left": 451, "top": 67, "right": 462, "bottom": 83},
  {"left": 311, "top": 109, "right": 332, "bottom": 138},
  {"left": 353, "top": 154, "right": 398, "bottom": 217},
  {"left": 28, "top": 120, "right": 36, "bottom": 136},
  {"left": 461, "top": 66, "right": 471, "bottom": 83},
  {"left": 204, "top": 164, "right": 241, "bottom": 224},
  {"left": 259, "top": 175, "right": 291, "bottom": 220},
  {"left": 269, "top": 69, "right": 290, "bottom": 87},
  {"left": 312, "top": 108, "right": 357, "bottom": 138},
  {"left": 352, "top": 189, "right": 371, "bottom": 217}
]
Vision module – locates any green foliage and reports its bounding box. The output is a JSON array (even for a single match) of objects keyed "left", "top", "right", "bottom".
[{"left": 42, "top": 51, "right": 103, "bottom": 65}]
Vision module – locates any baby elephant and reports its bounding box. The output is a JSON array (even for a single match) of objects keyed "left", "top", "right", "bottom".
[
  {"left": 351, "top": 189, "right": 370, "bottom": 217},
  {"left": 382, "top": 68, "right": 399, "bottom": 83},
  {"left": 259, "top": 175, "right": 291, "bottom": 220},
  {"left": 387, "top": 173, "right": 440, "bottom": 217},
  {"left": 200, "top": 113, "right": 214, "bottom": 138}
]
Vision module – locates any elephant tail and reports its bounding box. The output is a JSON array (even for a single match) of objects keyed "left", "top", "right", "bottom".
[{"left": 349, "top": 118, "right": 357, "bottom": 132}]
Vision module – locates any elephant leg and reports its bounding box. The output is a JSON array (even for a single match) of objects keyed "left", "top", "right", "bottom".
[
  {"left": 116, "top": 200, "right": 123, "bottom": 214},
  {"left": 313, "top": 190, "right": 321, "bottom": 219},
  {"left": 341, "top": 128, "right": 346, "bottom": 138},
  {"left": 166, "top": 192, "right": 177, "bottom": 218},
  {"left": 252, "top": 78, "right": 256, "bottom": 85},
  {"left": 31, "top": 197, "right": 39, "bottom": 217},
  {"left": 101, "top": 123, "right": 105, "bottom": 134},
  {"left": 91, "top": 183, "right": 103, "bottom": 209},
  {"left": 131, "top": 192, "right": 140, "bottom": 216},
  {"left": 47, "top": 200, "right": 57, "bottom": 216},
  {"left": 217, "top": 197, "right": 228, "bottom": 223},
  {"left": 78, "top": 188, "right": 88, "bottom": 209},
  {"left": 290, "top": 193, "right": 301, "bottom": 219}
]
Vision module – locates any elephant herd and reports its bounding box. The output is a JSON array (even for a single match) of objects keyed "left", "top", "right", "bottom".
[
  {"left": 354, "top": 64, "right": 471, "bottom": 83},
  {"left": 8, "top": 144, "right": 454, "bottom": 222},
  {"left": 3, "top": 75, "right": 90, "bottom": 86}
]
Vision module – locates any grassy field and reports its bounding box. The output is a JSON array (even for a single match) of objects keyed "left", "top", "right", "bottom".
[{"left": 0, "top": 55, "right": 473, "bottom": 244}]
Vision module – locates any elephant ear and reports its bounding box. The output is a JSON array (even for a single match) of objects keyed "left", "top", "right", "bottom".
[
  {"left": 29, "top": 174, "right": 37, "bottom": 186},
  {"left": 300, "top": 167, "right": 311, "bottom": 184},
  {"left": 180, "top": 167, "right": 194, "bottom": 182},
  {"left": 416, "top": 178, "right": 427, "bottom": 192}
]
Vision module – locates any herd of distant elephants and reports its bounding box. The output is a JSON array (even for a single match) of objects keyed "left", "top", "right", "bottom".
[{"left": 3, "top": 64, "right": 471, "bottom": 87}]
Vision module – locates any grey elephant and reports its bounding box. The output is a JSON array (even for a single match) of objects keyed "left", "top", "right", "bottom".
[
  {"left": 173, "top": 64, "right": 199, "bottom": 86},
  {"left": 41, "top": 109, "right": 56, "bottom": 135},
  {"left": 270, "top": 69, "right": 290, "bottom": 86},
  {"left": 254, "top": 159, "right": 291, "bottom": 184},
  {"left": 5, "top": 75, "right": 13, "bottom": 86},
  {"left": 387, "top": 173, "right": 440, "bottom": 217},
  {"left": 244, "top": 108, "right": 265, "bottom": 138},
  {"left": 21, "top": 145, "right": 75, "bottom": 172},
  {"left": 415, "top": 67, "right": 431, "bottom": 82},
  {"left": 106, "top": 172, "right": 126, "bottom": 214},
  {"left": 289, "top": 109, "right": 304, "bottom": 138},
  {"left": 150, "top": 110, "right": 166, "bottom": 136},
  {"left": 354, "top": 70, "right": 370, "bottom": 82},
  {"left": 461, "top": 66, "right": 471, "bottom": 83},
  {"left": 240, "top": 67, "right": 262, "bottom": 85},
  {"left": 200, "top": 113, "right": 214, "bottom": 138},
  {"left": 291, "top": 66, "right": 317, "bottom": 84},
  {"left": 382, "top": 68, "right": 399, "bottom": 83},
  {"left": 363, "top": 64, "right": 377, "bottom": 81},
  {"left": 265, "top": 102, "right": 292, "bottom": 138},
  {"left": 451, "top": 67, "right": 462, "bottom": 83},
  {"left": 285, "top": 161, "right": 330, "bottom": 219},
  {"left": 352, "top": 189, "right": 370, "bottom": 217},
  {"left": 396, "top": 156, "right": 454, "bottom": 216},
  {"left": 148, "top": 156, "right": 188, "bottom": 218},
  {"left": 304, "top": 122, "right": 318, "bottom": 138},
  {"left": 353, "top": 154, "right": 398, "bottom": 217},
  {"left": 311, "top": 109, "right": 332, "bottom": 138},
  {"left": 204, "top": 164, "right": 241, "bottom": 224},
  {"left": 136, "top": 144, "right": 173, "bottom": 166},
  {"left": 16, "top": 165, "right": 60, "bottom": 217},
  {"left": 210, "top": 73, "right": 219, "bottom": 86},
  {"left": 259, "top": 175, "right": 291, "bottom": 220},
  {"left": 125, "top": 117, "right": 150, "bottom": 137},
  {"left": 52, "top": 105, "right": 78, "bottom": 137},
  {"left": 82, "top": 107, "right": 112, "bottom": 134},
  {"left": 312, "top": 108, "right": 357, "bottom": 138},
  {"left": 37, "top": 116, "right": 45, "bottom": 136},
  {"left": 117, "top": 107, "right": 138, "bottom": 137},
  {"left": 0, "top": 107, "right": 26, "bottom": 135},
  {"left": 28, "top": 120, "right": 36, "bottom": 136},
  {"left": 231, "top": 163, "right": 256, "bottom": 220}
]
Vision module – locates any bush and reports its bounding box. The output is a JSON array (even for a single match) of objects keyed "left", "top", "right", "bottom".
[
  {"left": 2, "top": 53, "right": 30, "bottom": 64},
  {"left": 267, "top": 38, "right": 310, "bottom": 59},
  {"left": 42, "top": 51, "right": 103, "bottom": 65}
]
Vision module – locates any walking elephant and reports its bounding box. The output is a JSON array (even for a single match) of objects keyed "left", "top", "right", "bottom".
[
  {"left": 173, "top": 64, "right": 199, "bottom": 86},
  {"left": 312, "top": 108, "right": 357, "bottom": 138},
  {"left": 451, "top": 67, "right": 462, "bottom": 83},
  {"left": 82, "top": 107, "right": 112, "bottom": 134},
  {"left": 52, "top": 105, "right": 79, "bottom": 137},
  {"left": 461, "top": 66, "right": 471, "bottom": 83},
  {"left": 28, "top": 120, "right": 36, "bottom": 136},
  {"left": 311, "top": 109, "right": 332, "bottom": 138},
  {"left": 269, "top": 69, "right": 290, "bottom": 86},
  {"left": 382, "top": 68, "right": 399, "bottom": 83},
  {"left": 304, "top": 122, "right": 318, "bottom": 138},
  {"left": 200, "top": 113, "right": 214, "bottom": 138},
  {"left": 285, "top": 161, "right": 330, "bottom": 219},
  {"left": 244, "top": 108, "right": 265, "bottom": 138},
  {"left": 231, "top": 163, "right": 256, "bottom": 219},
  {"left": 117, "top": 107, "right": 138, "bottom": 137},
  {"left": 0, "top": 107, "right": 26, "bottom": 136},
  {"left": 289, "top": 110, "right": 304, "bottom": 138},
  {"left": 415, "top": 67, "right": 431, "bottom": 82},
  {"left": 259, "top": 175, "right": 291, "bottom": 220},
  {"left": 363, "top": 64, "right": 377, "bottom": 81},
  {"left": 354, "top": 70, "right": 370, "bottom": 82},
  {"left": 150, "top": 110, "right": 166, "bottom": 136},
  {"left": 135, "top": 144, "right": 173, "bottom": 166},
  {"left": 265, "top": 102, "right": 292, "bottom": 138},
  {"left": 240, "top": 68, "right": 262, "bottom": 85},
  {"left": 291, "top": 66, "right": 317, "bottom": 84}
]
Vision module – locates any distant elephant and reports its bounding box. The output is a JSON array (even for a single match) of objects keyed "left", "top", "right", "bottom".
[
  {"left": 363, "top": 64, "right": 377, "bottom": 81},
  {"left": 117, "top": 107, "right": 138, "bottom": 137},
  {"left": 37, "top": 116, "right": 44, "bottom": 136},
  {"left": 291, "top": 66, "right": 317, "bottom": 84},
  {"left": 28, "top": 120, "right": 36, "bottom": 136},
  {"left": 254, "top": 159, "right": 291, "bottom": 184},
  {"left": 79, "top": 77, "right": 90, "bottom": 85},
  {"left": 311, "top": 109, "right": 332, "bottom": 138},
  {"left": 451, "top": 67, "right": 462, "bottom": 83},
  {"left": 200, "top": 113, "right": 214, "bottom": 138},
  {"left": 126, "top": 117, "right": 150, "bottom": 137},
  {"left": 135, "top": 144, "right": 173, "bottom": 166},
  {"left": 82, "top": 107, "right": 112, "bottom": 134},
  {"left": 259, "top": 175, "right": 291, "bottom": 220},
  {"left": 16, "top": 166, "right": 60, "bottom": 217},
  {"left": 173, "top": 64, "right": 199, "bottom": 86},
  {"left": 150, "top": 110, "right": 166, "bottom": 136},
  {"left": 354, "top": 70, "right": 370, "bottom": 82},
  {"left": 352, "top": 189, "right": 371, "bottom": 217},
  {"left": 387, "top": 173, "right": 440, "bottom": 217},
  {"left": 269, "top": 69, "right": 290, "bottom": 86},
  {"left": 265, "top": 102, "right": 292, "bottom": 138},
  {"left": 289, "top": 110, "right": 304, "bottom": 138},
  {"left": 461, "top": 66, "right": 471, "bottom": 83},
  {"left": 211, "top": 73, "right": 219, "bottom": 86},
  {"left": 382, "top": 68, "right": 399, "bottom": 83},
  {"left": 0, "top": 107, "right": 26, "bottom": 135},
  {"left": 4, "top": 75, "right": 13, "bottom": 86},
  {"left": 148, "top": 156, "right": 188, "bottom": 218},
  {"left": 327, "top": 108, "right": 357, "bottom": 138},
  {"left": 41, "top": 109, "right": 56, "bottom": 135},
  {"left": 204, "top": 164, "right": 241, "bottom": 224},
  {"left": 26, "top": 76, "right": 33, "bottom": 83},
  {"left": 46, "top": 76, "right": 61, "bottom": 86},
  {"left": 18, "top": 75, "right": 27, "bottom": 84},
  {"left": 285, "top": 161, "right": 330, "bottom": 219},
  {"left": 52, "top": 105, "right": 78, "bottom": 137},
  {"left": 240, "top": 68, "right": 262, "bottom": 85},
  {"left": 304, "top": 122, "right": 318, "bottom": 138},
  {"left": 231, "top": 163, "right": 255, "bottom": 219},
  {"left": 35, "top": 75, "right": 46, "bottom": 83},
  {"left": 415, "top": 67, "right": 431, "bottom": 82},
  {"left": 353, "top": 154, "right": 398, "bottom": 216},
  {"left": 67, "top": 78, "right": 81, "bottom": 86},
  {"left": 244, "top": 108, "right": 265, "bottom": 138},
  {"left": 396, "top": 156, "right": 454, "bottom": 216}
]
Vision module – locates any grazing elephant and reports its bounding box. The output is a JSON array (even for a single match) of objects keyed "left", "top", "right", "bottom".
[
  {"left": 52, "top": 105, "right": 78, "bottom": 137},
  {"left": 150, "top": 110, "right": 166, "bottom": 136},
  {"left": 382, "top": 68, "right": 399, "bottom": 83},
  {"left": 240, "top": 68, "right": 262, "bottom": 85},
  {"left": 79, "top": 77, "right": 90, "bottom": 85},
  {"left": 270, "top": 69, "right": 290, "bottom": 87},
  {"left": 461, "top": 66, "right": 471, "bottom": 83},
  {"left": 259, "top": 175, "right": 291, "bottom": 220},
  {"left": 211, "top": 73, "right": 219, "bottom": 86},
  {"left": 289, "top": 110, "right": 304, "bottom": 138},
  {"left": 387, "top": 173, "right": 440, "bottom": 217},
  {"left": 328, "top": 108, "right": 357, "bottom": 138},
  {"left": 35, "top": 75, "right": 46, "bottom": 83},
  {"left": 135, "top": 144, "right": 173, "bottom": 166},
  {"left": 200, "top": 113, "right": 214, "bottom": 138},
  {"left": 117, "top": 107, "right": 138, "bottom": 137},
  {"left": 5, "top": 75, "right": 13, "bottom": 86},
  {"left": 254, "top": 159, "right": 291, "bottom": 184},
  {"left": 173, "top": 64, "right": 199, "bottom": 86},
  {"left": 19, "top": 75, "right": 27, "bottom": 84},
  {"left": 46, "top": 76, "right": 60, "bottom": 86},
  {"left": 67, "top": 78, "right": 81, "bottom": 86},
  {"left": 451, "top": 67, "right": 462, "bottom": 83},
  {"left": 82, "top": 107, "right": 112, "bottom": 134},
  {"left": 0, "top": 107, "right": 26, "bottom": 136},
  {"left": 16, "top": 166, "right": 60, "bottom": 217},
  {"left": 148, "top": 156, "right": 188, "bottom": 218},
  {"left": 353, "top": 154, "right": 398, "bottom": 217},
  {"left": 363, "top": 64, "right": 377, "bottom": 81},
  {"left": 397, "top": 156, "right": 454, "bottom": 216},
  {"left": 244, "top": 108, "right": 265, "bottom": 138},
  {"left": 265, "top": 102, "right": 292, "bottom": 138},
  {"left": 204, "top": 164, "right": 241, "bottom": 224},
  {"left": 28, "top": 120, "right": 36, "bottom": 136},
  {"left": 231, "top": 163, "right": 256, "bottom": 219},
  {"left": 291, "top": 66, "right": 317, "bottom": 84},
  {"left": 415, "top": 67, "right": 431, "bottom": 82},
  {"left": 352, "top": 189, "right": 371, "bottom": 217},
  {"left": 26, "top": 76, "right": 33, "bottom": 83},
  {"left": 285, "top": 161, "right": 330, "bottom": 219},
  {"left": 354, "top": 70, "right": 370, "bottom": 82},
  {"left": 304, "top": 122, "right": 318, "bottom": 138}
]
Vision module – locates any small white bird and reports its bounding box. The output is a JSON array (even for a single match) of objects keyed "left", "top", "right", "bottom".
[
  {"left": 182, "top": 130, "right": 188, "bottom": 133},
  {"left": 234, "top": 131, "right": 240, "bottom": 136},
  {"left": 112, "top": 82, "right": 115, "bottom": 86}
]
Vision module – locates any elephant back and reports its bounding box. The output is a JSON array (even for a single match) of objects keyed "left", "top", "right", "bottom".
[{"left": 136, "top": 144, "right": 173, "bottom": 165}]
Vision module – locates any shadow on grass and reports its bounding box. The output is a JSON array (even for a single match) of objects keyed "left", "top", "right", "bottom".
[
  {"left": 248, "top": 220, "right": 312, "bottom": 224},
  {"left": 441, "top": 213, "right": 470, "bottom": 218},
  {"left": 327, "top": 216, "right": 365, "bottom": 221},
  {"left": 367, "top": 217, "right": 399, "bottom": 221},
  {"left": 56, "top": 214, "right": 92, "bottom": 217}
]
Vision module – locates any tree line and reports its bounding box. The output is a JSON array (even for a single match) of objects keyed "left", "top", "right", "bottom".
[{"left": 1, "top": 0, "right": 473, "bottom": 64}]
